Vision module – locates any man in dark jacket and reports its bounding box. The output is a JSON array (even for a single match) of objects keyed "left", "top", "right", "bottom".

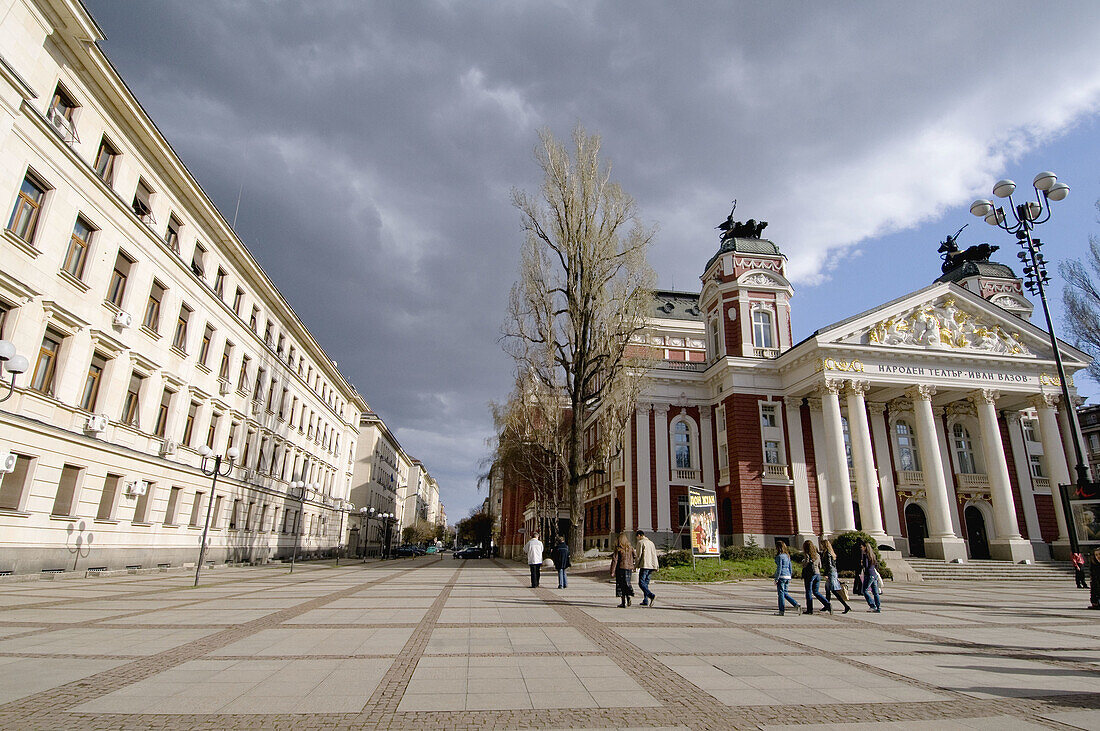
[{"left": 550, "top": 537, "right": 571, "bottom": 589}]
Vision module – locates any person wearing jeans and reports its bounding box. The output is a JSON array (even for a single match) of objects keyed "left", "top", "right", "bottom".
[
  {"left": 635, "top": 530, "right": 659, "bottom": 606},
  {"left": 801, "top": 540, "right": 831, "bottom": 614},
  {"left": 550, "top": 537, "right": 571, "bottom": 589},
  {"left": 773, "top": 541, "right": 801, "bottom": 616},
  {"left": 860, "top": 541, "right": 882, "bottom": 612},
  {"left": 524, "top": 531, "right": 544, "bottom": 588}
]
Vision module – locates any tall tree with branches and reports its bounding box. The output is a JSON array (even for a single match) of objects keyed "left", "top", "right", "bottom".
[
  {"left": 1060, "top": 198, "right": 1100, "bottom": 382},
  {"left": 503, "top": 125, "right": 656, "bottom": 555}
]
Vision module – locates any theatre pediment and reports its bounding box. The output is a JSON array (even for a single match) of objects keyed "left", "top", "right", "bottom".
[{"left": 816, "top": 288, "right": 1073, "bottom": 361}]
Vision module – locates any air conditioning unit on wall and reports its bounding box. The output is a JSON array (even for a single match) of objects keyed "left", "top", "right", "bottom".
[
  {"left": 85, "top": 414, "right": 108, "bottom": 433},
  {"left": 113, "top": 310, "right": 133, "bottom": 329},
  {"left": 125, "top": 480, "right": 148, "bottom": 498},
  {"left": 160, "top": 440, "right": 178, "bottom": 456},
  {"left": 218, "top": 379, "right": 231, "bottom": 396},
  {"left": 0, "top": 450, "right": 16, "bottom": 474}
]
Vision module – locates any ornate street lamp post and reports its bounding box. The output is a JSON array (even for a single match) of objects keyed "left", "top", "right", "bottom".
[
  {"left": 195, "top": 445, "right": 239, "bottom": 587},
  {"left": 288, "top": 480, "right": 319, "bottom": 574},
  {"left": 0, "top": 340, "right": 29, "bottom": 403},
  {"left": 970, "top": 172, "right": 1089, "bottom": 551}
]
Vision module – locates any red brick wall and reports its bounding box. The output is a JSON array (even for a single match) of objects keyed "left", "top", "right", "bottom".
[
  {"left": 722, "top": 297, "right": 741, "bottom": 355},
  {"left": 1035, "top": 493, "right": 1058, "bottom": 542},
  {"left": 800, "top": 402, "right": 823, "bottom": 535},
  {"left": 999, "top": 415, "right": 1030, "bottom": 540}
]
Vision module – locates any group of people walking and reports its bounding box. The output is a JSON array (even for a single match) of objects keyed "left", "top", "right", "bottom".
[
  {"left": 1071, "top": 547, "right": 1100, "bottom": 610},
  {"left": 523, "top": 529, "right": 660, "bottom": 607},
  {"left": 773, "top": 538, "right": 881, "bottom": 616}
]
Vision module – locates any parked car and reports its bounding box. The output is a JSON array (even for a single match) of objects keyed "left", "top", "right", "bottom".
[
  {"left": 425, "top": 546, "right": 438, "bottom": 554},
  {"left": 455, "top": 546, "right": 483, "bottom": 559},
  {"left": 394, "top": 546, "right": 419, "bottom": 557}
]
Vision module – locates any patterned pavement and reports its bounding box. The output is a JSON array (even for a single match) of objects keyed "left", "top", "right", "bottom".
[{"left": 0, "top": 555, "right": 1096, "bottom": 729}]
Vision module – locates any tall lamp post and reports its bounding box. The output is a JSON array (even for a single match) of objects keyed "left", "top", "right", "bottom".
[
  {"left": 195, "top": 445, "right": 239, "bottom": 587},
  {"left": 0, "top": 340, "right": 29, "bottom": 403},
  {"left": 288, "top": 480, "right": 320, "bottom": 574},
  {"left": 970, "top": 172, "right": 1087, "bottom": 551}
]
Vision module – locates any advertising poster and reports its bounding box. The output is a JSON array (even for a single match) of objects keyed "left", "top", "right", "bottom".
[
  {"left": 688, "top": 486, "right": 720, "bottom": 557},
  {"left": 1061, "top": 482, "right": 1100, "bottom": 549}
]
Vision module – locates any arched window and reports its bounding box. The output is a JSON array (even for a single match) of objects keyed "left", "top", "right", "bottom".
[
  {"left": 752, "top": 309, "right": 774, "bottom": 349},
  {"left": 895, "top": 420, "right": 920, "bottom": 471},
  {"left": 673, "top": 419, "right": 693, "bottom": 469},
  {"left": 708, "top": 315, "right": 721, "bottom": 359},
  {"left": 953, "top": 423, "right": 977, "bottom": 474}
]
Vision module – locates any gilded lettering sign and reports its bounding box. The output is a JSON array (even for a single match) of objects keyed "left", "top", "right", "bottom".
[{"left": 815, "top": 358, "right": 864, "bottom": 373}]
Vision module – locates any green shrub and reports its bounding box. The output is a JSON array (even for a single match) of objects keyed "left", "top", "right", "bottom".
[
  {"left": 830, "top": 531, "right": 892, "bottom": 579},
  {"left": 658, "top": 550, "right": 693, "bottom": 568},
  {"left": 720, "top": 539, "right": 773, "bottom": 562}
]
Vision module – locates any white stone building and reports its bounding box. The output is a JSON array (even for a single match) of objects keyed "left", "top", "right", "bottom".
[
  {"left": 348, "top": 407, "right": 406, "bottom": 556},
  {"left": 0, "top": 0, "right": 367, "bottom": 574}
]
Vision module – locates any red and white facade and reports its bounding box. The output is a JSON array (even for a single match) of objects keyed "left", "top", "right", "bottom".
[{"left": 499, "top": 233, "right": 1090, "bottom": 563}]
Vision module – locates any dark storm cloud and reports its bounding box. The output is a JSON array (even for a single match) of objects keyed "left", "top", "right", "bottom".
[{"left": 84, "top": 1, "right": 1100, "bottom": 517}]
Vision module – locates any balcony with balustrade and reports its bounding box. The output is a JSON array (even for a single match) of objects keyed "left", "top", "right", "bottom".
[
  {"left": 672, "top": 467, "right": 701, "bottom": 483},
  {"left": 762, "top": 462, "right": 791, "bottom": 485}
]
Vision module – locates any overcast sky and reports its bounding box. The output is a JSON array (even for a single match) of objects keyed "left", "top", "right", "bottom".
[{"left": 84, "top": 1, "right": 1100, "bottom": 520}]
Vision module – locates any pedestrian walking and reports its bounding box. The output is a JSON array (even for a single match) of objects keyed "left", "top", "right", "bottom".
[
  {"left": 609, "top": 532, "right": 636, "bottom": 608},
  {"left": 1071, "top": 551, "right": 1088, "bottom": 589},
  {"left": 773, "top": 541, "right": 801, "bottom": 616},
  {"left": 550, "top": 536, "right": 571, "bottom": 589},
  {"left": 635, "top": 529, "right": 658, "bottom": 607},
  {"left": 1090, "top": 547, "right": 1100, "bottom": 610},
  {"left": 819, "top": 538, "right": 852, "bottom": 614},
  {"left": 801, "top": 540, "right": 830, "bottom": 614},
  {"left": 859, "top": 540, "right": 882, "bottom": 612},
  {"left": 524, "top": 531, "right": 544, "bottom": 588}
]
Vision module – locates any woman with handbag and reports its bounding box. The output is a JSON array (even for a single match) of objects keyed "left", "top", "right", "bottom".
[
  {"left": 859, "top": 540, "right": 882, "bottom": 613},
  {"left": 610, "top": 532, "right": 636, "bottom": 608},
  {"left": 773, "top": 541, "right": 801, "bottom": 616},
  {"left": 819, "top": 538, "right": 851, "bottom": 614},
  {"left": 801, "top": 541, "right": 831, "bottom": 614}
]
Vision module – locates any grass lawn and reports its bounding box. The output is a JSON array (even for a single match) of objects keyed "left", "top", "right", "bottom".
[{"left": 654, "top": 556, "right": 776, "bottom": 583}]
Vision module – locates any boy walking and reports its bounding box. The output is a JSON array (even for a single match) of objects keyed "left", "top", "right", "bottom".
[{"left": 636, "top": 530, "right": 658, "bottom": 607}]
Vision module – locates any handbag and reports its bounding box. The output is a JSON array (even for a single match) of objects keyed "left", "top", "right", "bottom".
[
  {"left": 837, "top": 585, "right": 849, "bottom": 602},
  {"left": 853, "top": 575, "right": 863, "bottom": 595}
]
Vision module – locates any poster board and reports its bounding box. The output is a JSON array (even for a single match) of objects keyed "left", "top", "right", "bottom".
[
  {"left": 1062, "top": 481, "right": 1100, "bottom": 551},
  {"left": 688, "top": 486, "right": 720, "bottom": 557}
]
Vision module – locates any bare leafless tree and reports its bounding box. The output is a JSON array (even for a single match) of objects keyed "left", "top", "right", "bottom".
[
  {"left": 1060, "top": 199, "right": 1100, "bottom": 382},
  {"left": 502, "top": 125, "right": 656, "bottom": 555}
]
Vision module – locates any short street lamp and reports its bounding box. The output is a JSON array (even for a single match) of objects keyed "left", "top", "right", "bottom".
[
  {"left": 194, "top": 445, "right": 239, "bottom": 587},
  {"left": 288, "top": 480, "right": 320, "bottom": 574},
  {"left": 0, "top": 340, "right": 29, "bottom": 403},
  {"left": 971, "top": 172, "right": 1090, "bottom": 546}
]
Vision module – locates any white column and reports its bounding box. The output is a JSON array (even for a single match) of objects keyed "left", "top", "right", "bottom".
[
  {"left": 819, "top": 380, "right": 856, "bottom": 533},
  {"left": 1005, "top": 413, "right": 1045, "bottom": 556},
  {"left": 933, "top": 405, "right": 964, "bottom": 538},
  {"left": 1057, "top": 400, "right": 1088, "bottom": 483},
  {"left": 845, "top": 381, "right": 887, "bottom": 541},
  {"left": 907, "top": 385, "right": 967, "bottom": 561},
  {"left": 785, "top": 399, "right": 814, "bottom": 540},
  {"left": 1031, "top": 394, "right": 1071, "bottom": 552},
  {"left": 700, "top": 408, "right": 715, "bottom": 490},
  {"left": 868, "top": 402, "right": 903, "bottom": 543},
  {"left": 623, "top": 416, "right": 634, "bottom": 533},
  {"left": 635, "top": 404, "right": 652, "bottom": 532},
  {"left": 970, "top": 389, "right": 1032, "bottom": 562},
  {"left": 654, "top": 404, "right": 671, "bottom": 533},
  {"left": 806, "top": 397, "right": 833, "bottom": 535}
]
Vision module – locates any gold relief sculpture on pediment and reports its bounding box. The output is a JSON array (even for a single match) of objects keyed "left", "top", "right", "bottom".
[{"left": 864, "top": 297, "right": 1030, "bottom": 356}]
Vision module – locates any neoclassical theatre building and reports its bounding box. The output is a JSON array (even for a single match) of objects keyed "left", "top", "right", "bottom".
[
  {"left": 0, "top": 0, "right": 367, "bottom": 573},
  {"left": 503, "top": 220, "right": 1090, "bottom": 564}
]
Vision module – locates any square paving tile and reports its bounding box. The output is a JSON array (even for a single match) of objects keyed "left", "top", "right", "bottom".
[
  {"left": 0, "top": 626, "right": 219, "bottom": 656},
  {"left": 209, "top": 627, "right": 413, "bottom": 656},
  {"left": 613, "top": 626, "right": 796, "bottom": 654},
  {"left": 0, "top": 656, "right": 129, "bottom": 704},
  {"left": 69, "top": 658, "right": 390, "bottom": 714}
]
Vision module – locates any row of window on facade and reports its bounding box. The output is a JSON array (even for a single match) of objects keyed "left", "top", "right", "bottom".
[
  {"left": 0, "top": 452, "right": 331, "bottom": 538},
  {"left": 25, "top": 82, "right": 349, "bottom": 417},
  {"left": 706, "top": 307, "right": 778, "bottom": 359}
]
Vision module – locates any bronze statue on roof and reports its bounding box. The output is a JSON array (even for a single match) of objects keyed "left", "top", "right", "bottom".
[
  {"left": 717, "top": 201, "right": 768, "bottom": 241},
  {"left": 937, "top": 224, "right": 999, "bottom": 273}
]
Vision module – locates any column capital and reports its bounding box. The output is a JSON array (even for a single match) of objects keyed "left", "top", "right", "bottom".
[
  {"left": 967, "top": 388, "right": 1000, "bottom": 406},
  {"left": 866, "top": 401, "right": 887, "bottom": 416},
  {"left": 805, "top": 396, "right": 823, "bottom": 412},
  {"left": 652, "top": 403, "right": 670, "bottom": 417},
  {"left": 1028, "top": 393, "right": 1059, "bottom": 410},
  {"left": 699, "top": 408, "right": 712, "bottom": 421},
  {"left": 1005, "top": 410, "right": 1025, "bottom": 425},
  {"left": 846, "top": 379, "right": 871, "bottom": 396},
  {"left": 905, "top": 384, "right": 936, "bottom": 402},
  {"left": 819, "top": 378, "right": 845, "bottom": 396},
  {"left": 636, "top": 403, "right": 653, "bottom": 416}
]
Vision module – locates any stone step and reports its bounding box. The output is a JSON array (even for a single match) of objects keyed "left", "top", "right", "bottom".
[{"left": 904, "top": 557, "right": 1075, "bottom": 581}]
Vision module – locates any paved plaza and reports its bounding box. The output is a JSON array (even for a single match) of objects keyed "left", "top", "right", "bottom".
[{"left": 0, "top": 557, "right": 1096, "bottom": 729}]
